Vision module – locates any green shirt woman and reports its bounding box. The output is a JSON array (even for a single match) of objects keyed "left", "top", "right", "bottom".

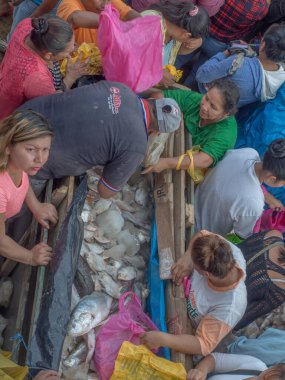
[{"left": 143, "top": 79, "right": 240, "bottom": 175}]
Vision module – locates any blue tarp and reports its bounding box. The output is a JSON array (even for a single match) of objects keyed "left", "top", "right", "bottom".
[
  {"left": 146, "top": 217, "right": 171, "bottom": 360},
  {"left": 236, "top": 83, "right": 285, "bottom": 205}
]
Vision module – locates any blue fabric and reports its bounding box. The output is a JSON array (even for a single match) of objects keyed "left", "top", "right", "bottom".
[
  {"left": 228, "top": 327, "right": 285, "bottom": 366},
  {"left": 196, "top": 52, "right": 263, "bottom": 108},
  {"left": 201, "top": 36, "right": 228, "bottom": 59},
  {"left": 7, "top": 0, "right": 60, "bottom": 41},
  {"left": 146, "top": 217, "right": 170, "bottom": 359},
  {"left": 163, "top": 40, "right": 174, "bottom": 66},
  {"left": 235, "top": 83, "right": 285, "bottom": 205}
]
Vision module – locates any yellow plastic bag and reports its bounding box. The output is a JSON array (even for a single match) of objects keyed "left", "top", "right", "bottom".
[
  {"left": 0, "top": 351, "right": 29, "bottom": 380},
  {"left": 110, "top": 342, "right": 187, "bottom": 380},
  {"left": 60, "top": 42, "right": 103, "bottom": 77},
  {"left": 176, "top": 145, "right": 207, "bottom": 185},
  {"left": 164, "top": 64, "right": 183, "bottom": 82},
  {"left": 186, "top": 145, "right": 207, "bottom": 185}
]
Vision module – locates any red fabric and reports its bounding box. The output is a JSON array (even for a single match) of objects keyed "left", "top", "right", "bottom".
[
  {"left": 210, "top": 0, "right": 269, "bottom": 42},
  {"left": 0, "top": 18, "right": 56, "bottom": 120}
]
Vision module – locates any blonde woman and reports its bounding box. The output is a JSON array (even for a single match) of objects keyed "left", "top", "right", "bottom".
[{"left": 0, "top": 110, "right": 58, "bottom": 266}]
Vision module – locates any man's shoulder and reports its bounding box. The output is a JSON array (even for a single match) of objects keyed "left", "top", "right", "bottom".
[{"left": 57, "top": 0, "right": 83, "bottom": 16}]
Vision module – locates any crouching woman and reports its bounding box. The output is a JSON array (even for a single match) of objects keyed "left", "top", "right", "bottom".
[
  {"left": 0, "top": 110, "right": 58, "bottom": 266},
  {"left": 140, "top": 230, "right": 247, "bottom": 356}
]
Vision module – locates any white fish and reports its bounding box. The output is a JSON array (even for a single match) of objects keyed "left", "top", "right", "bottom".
[
  {"left": 122, "top": 185, "right": 135, "bottom": 204},
  {"left": 96, "top": 209, "right": 124, "bottom": 238},
  {"left": 84, "top": 242, "right": 104, "bottom": 255},
  {"left": 90, "top": 273, "right": 102, "bottom": 292},
  {"left": 84, "top": 329, "right": 96, "bottom": 364},
  {"left": 117, "top": 229, "right": 140, "bottom": 256},
  {"left": 84, "top": 222, "right": 97, "bottom": 232},
  {"left": 117, "top": 266, "right": 137, "bottom": 281},
  {"left": 135, "top": 187, "right": 148, "bottom": 207},
  {"left": 98, "top": 272, "right": 122, "bottom": 299},
  {"left": 113, "top": 198, "right": 136, "bottom": 213},
  {"left": 63, "top": 341, "right": 88, "bottom": 368},
  {"left": 84, "top": 251, "right": 117, "bottom": 279},
  {"left": 94, "top": 227, "right": 110, "bottom": 244},
  {"left": 81, "top": 204, "right": 95, "bottom": 223},
  {"left": 94, "top": 199, "right": 112, "bottom": 215},
  {"left": 136, "top": 269, "right": 145, "bottom": 282},
  {"left": 122, "top": 211, "right": 150, "bottom": 231},
  {"left": 68, "top": 292, "right": 112, "bottom": 336},
  {"left": 103, "top": 244, "right": 126, "bottom": 260},
  {"left": 123, "top": 255, "right": 146, "bottom": 269},
  {"left": 84, "top": 229, "right": 94, "bottom": 243}
]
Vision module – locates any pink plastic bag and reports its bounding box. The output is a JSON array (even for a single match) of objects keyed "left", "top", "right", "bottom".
[
  {"left": 94, "top": 291, "right": 158, "bottom": 380},
  {"left": 253, "top": 208, "right": 285, "bottom": 234},
  {"left": 98, "top": 4, "right": 163, "bottom": 93}
]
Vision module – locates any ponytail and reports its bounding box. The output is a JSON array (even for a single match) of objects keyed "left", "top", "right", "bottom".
[
  {"left": 150, "top": 0, "right": 209, "bottom": 38},
  {"left": 191, "top": 234, "right": 235, "bottom": 278},
  {"left": 30, "top": 15, "right": 73, "bottom": 55}
]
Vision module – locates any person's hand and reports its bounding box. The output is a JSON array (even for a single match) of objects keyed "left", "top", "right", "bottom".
[
  {"left": 140, "top": 331, "right": 164, "bottom": 350},
  {"left": 65, "top": 53, "right": 91, "bottom": 82},
  {"left": 182, "top": 37, "right": 202, "bottom": 51},
  {"left": 33, "top": 203, "right": 58, "bottom": 229},
  {"left": 171, "top": 252, "right": 193, "bottom": 285},
  {"left": 267, "top": 198, "right": 284, "bottom": 211},
  {"left": 159, "top": 69, "right": 176, "bottom": 88},
  {"left": 187, "top": 368, "right": 207, "bottom": 380},
  {"left": 141, "top": 158, "right": 170, "bottom": 174},
  {"left": 223, "top": 49, "right": 231, "bottom": 57},
  {"left": 31, "top": 242, "right": 53, "bottom": 266},
  {"left": 33, "top": 370, "right": 60, "bottom": 380}
]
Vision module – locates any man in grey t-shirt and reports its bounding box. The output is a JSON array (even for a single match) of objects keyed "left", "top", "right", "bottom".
[{"left": 19, "top": 80, "right": 181, "bottom": 198}]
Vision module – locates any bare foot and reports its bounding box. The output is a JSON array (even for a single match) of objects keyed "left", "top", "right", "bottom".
[{"left": 171, "top": 252, "right": 193, "bottom": 286}]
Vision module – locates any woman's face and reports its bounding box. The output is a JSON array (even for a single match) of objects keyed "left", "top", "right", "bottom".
[
  {"left": 84, "top": 0, "right": 111, "bottom": 13},
  {"left": 7, "top": 136, "right": 52, "bottom": 176},
  {"left": 200, "top": 87, "right": 228, "bottom": 122},
  {"left": 50, "top": 34, "right": 76, "bottom": 62}
]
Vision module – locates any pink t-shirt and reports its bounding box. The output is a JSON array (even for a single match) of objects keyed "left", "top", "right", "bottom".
[
  {"left": 0, "top": 171, "right": 29, "bottom": 220},
  {"left": 0, "top": 18, "right": 56, "bottom": 121}
]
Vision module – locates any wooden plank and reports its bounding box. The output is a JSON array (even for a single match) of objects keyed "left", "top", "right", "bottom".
[
  {"left": 51, "top": 185, "right": 68, "bottom": 208},
  {"left": 185, "top": 133, "right": 195, "bottom": 243},
  {"left": 4, "top": 218, "right": 39, "bottom": 364},
  {"left": 155, "top": 132, "right": 187, "bottom": 365},
  {"left": 28, "top": 180, "right": 53, "bottom": 344},
  {"left": 184, "top": 127, "right": 194, "bottom": 371}
]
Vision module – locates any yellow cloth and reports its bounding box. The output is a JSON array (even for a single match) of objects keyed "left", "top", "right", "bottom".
[
  {"left": 0, "top": 351, "right": 28, "bottom": 380},
  {"left": 110, "top": 342, "right": 187, "bottom": 380},
  {"left": 60, "top": 42, "right": 102, "bottom": 76},
  {"left": 57, "top": 0, "right": 132, "bottom": 45}
]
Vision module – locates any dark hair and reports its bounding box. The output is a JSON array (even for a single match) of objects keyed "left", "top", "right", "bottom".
[
  {"left": 31, "top": 16, "right": 73, "bottom": 55},
  {"left": 263, "top": 24, "right": 285, "bottom": 62},
  {"left": 208, "top": 78, "right": 240, "bottom": 115},
  {"left": 150, "top": 0, "right": 209, "bottom": 38},
  {"left": 0, "top": 110, "right": 53, "bottom": 172},
  {"left": 263, "top": 139, "right": 285, "bottom": 181},
  {"left": 191, "top": 235, "right": 236, "bottom": 279}
]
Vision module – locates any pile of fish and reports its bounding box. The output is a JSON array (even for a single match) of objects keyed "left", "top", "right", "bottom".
[
  {"left": 0, "top": 278, "right": 13, "bottom": 347},
  {"left": 60, "top": 169, "right": 153, "bottom": 379},
  {"left": 237, "top": 301, "right": 285, "bottom": 339}
]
